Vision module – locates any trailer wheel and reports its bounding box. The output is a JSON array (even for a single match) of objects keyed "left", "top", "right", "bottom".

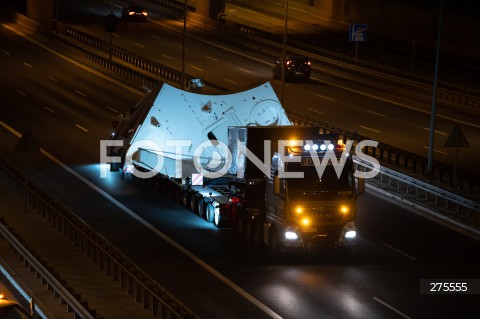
[
  {"left": 252, "top": 216, "right": 264, "bottom": 247},
  {"left": 244, "top": 210, "right": 254, "bottom": 242},
  {"left": 190, "top": 194, "right": 198, "bottom": 213},
  {"left": 182, "top": 190, "right": 189, "bottom": 207},
  {"left": 197, "top": 197, "right": 205, "bottom": 218},
  {"left": 206, "top": 203, "right": 215, "bottom": 223},
  {"left": 213, "top": 207, "right": 223, "bottom": 228},
  {"left": 235, "top": 206, "right": 245, "bottom": 236}
]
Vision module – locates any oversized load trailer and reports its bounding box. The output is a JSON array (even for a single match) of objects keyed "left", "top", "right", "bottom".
[{"left": 111, "top": 82, "right": 364, "bottom": 258}]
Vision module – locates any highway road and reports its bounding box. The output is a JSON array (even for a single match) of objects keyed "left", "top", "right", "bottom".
[
  {"left": 57, "top": 0, "right": 480, "bottom": 176},
  {"left": 1, "top": 13, "right": 480, "bottom": 319}
]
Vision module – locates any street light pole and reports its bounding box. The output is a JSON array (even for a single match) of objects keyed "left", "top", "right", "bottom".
[
  {"left": 280, "top": 0, "right": 289, "bottom": 106},
  {"left": 427, "top": 0, "right": 444, "bottom": 175}
]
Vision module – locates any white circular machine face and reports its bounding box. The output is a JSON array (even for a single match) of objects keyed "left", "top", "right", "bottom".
[
  {"left": 126, "top": 82, "right": 291, "bottom": 178},
  {"left": 249, "top": 99, "right": 283, "bottom": 126}
]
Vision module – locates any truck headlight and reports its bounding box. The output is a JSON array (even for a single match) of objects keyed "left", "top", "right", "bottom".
[
  {"left": 339, "top": 221, "right": 356, "bottom": 245},
  {"left": 285, "top": 231, "right": 298, "bottom": 240},
  {"left": 345, "top": 230, "right": 356, "bottom": 239}
]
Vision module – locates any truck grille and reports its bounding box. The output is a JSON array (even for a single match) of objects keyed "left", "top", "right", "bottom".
[{"left": 311, "top": 207, "right": 342, "bottom": 222}]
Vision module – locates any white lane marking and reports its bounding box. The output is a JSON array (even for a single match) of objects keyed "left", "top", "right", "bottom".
[
  {"left": 75, "top": 90, "right": 87, "bottom": 97},
  {"left": 422, "top": 146, "right": 447, "bottom": 156},
  {"left": 23, "top": 62, "right": 32, "bottom": 68},
  {"left": 225, "top": 78, "right": 238, "bottom": 85},
  {"left": 315, "top": 77, "right": 480, "bottom": 130},
  {"left": 382, "top": 243, "right": 416, "bottom": 261},
  {"left": 48, "top": 76, "right": 58, "bottom": 82},
  {"left": 0, "top": 24, "right": 143, "bottom": 96},
  {"left": 135, "top": 43, "right": 144, "bottom": 48},
  {"left": 75, "top": 124, "right": 89, "bottom": 133},
  {"left": 152, "top": 34, "right": 161, "bottom": 40},
  {"left": 317, "top": 94, "right": 334, "bottom": 101},
  {"left": 43, "top": 106, "right": 55, "bottom": 114},
  {"left": 2, "top": 50, "right": 10, "bottom": 55},
  {"left": 366, "top": 109, "right": 385, "bottom": 117},
  {"left": 423, "top": 127, "right": 446, "bottom": 136},
  {"left": 0, "top": 120, "right": 284, "bottom": 319},
  {"left": 360, "top": 125, "right": 381, "bottom": 134},
  {"left": 308, "top": 108, "right": 325, "bottom": 116},
  {"left": 113, "top": 33, "right": 120, "bottom": 38},
  {"left": 161, "top": 54, "right": 173, "bottom": 60},
  {"left": 238, "top": 67, "right": 251, "bottom": 73},
  {"left": 372, "top": 297, "right": 412, "bottom": 319},
  {"left": 16, "top": 90, "right": 26, "bottom": 96},
  {"left": 206, "top": 55, "right": 218, "bottom": 61},
  {"left": 191, "top": 65, "right": 203, "bottom": 72},
  {"left": 106, "top": 106, "right": 119, "bottom": 113}
]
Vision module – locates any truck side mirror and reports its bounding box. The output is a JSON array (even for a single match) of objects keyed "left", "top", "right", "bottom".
[
  {"left": 274, "top": 176, "right": 280, "bottom": 195},
  {"left": 356, "top": 177, "right": 365, "bottom": 195}
]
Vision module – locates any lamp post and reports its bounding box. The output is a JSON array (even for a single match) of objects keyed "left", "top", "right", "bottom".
[
  {"left": 280, "top": 0, "right": 289, "bottom": 106},
  {"left": 426, "top": 0, "right": 444, "bottom": 175}
]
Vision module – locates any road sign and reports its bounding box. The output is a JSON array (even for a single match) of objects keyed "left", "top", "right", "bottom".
[
  {"left": 444, "top": 125, "right": 469, "bottom": 148},
  {"left": 349, "top": 24, "right": 367, "bottom": 42},
  {"left": 15, "top": 129, "right": 40, "bottom": 152}
]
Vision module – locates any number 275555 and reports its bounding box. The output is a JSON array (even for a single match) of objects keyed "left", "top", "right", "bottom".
[{"left": 430, "top": 282, "right": 467, "bottom": 292}]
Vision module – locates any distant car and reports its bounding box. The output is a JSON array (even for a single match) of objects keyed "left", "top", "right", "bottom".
[
  {"left": 273, "top": 56, "right": 311, "bottom": 81},
  {"left": 121, "top": 5, "right": 147, "bottom": 22}
]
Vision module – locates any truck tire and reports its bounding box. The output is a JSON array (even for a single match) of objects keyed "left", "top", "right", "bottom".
[
  {"left": 244, "top": 210, "right": 254, "bottom": 242},
  {"left": 197, "top": 197, "right": 205, "bottom": 218},
  {"left": 213, "top": 207, "right": 223, "bottom": 228},
  {"left": 252, "top": 216, "right": 264, "bottom": 247},
  {"left": 206, "top": 203, "right": 215, "bottom": 223},
  {"left": 235, "top": 206, "right": 245, "bottom": 236},
  {"left": 190, "top": 194, "right": 198, "bottom": 213},
  {"left": 182, "top": 190, "right": 189, "bottom": 207},
  {"left": 269, "top": 229, "right": 283, "bottom": 260}
]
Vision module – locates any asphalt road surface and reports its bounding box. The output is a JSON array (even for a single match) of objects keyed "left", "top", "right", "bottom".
[{"left": 1, "top": 17, "right": 480, "bottom": 319}]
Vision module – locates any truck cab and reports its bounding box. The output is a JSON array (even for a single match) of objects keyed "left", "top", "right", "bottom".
[
  {"left": 227, "top": 126, "right": 364, "bottom": 258},
  {"left": 265, "top": 146, "right": 360, "bottom": 257}
]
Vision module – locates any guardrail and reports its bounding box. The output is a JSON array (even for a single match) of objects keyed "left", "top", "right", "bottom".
[
  {"left": 64, "top": 27, "right": 226, "bottom": 92},
  {"left": 0, "top": 157, "right": 200, "bottom": 319},
  {"left": 354, "top": 156, "right": 480, "bottom": 228},
  {"left": 0, "top": 222, "right": 97, "bottom": 319},
  {"left": 59, "top": 25, "right": 480, "bottom": 198}
]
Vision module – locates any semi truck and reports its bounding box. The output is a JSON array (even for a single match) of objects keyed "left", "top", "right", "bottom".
[{"left": 110, "top": 82, "right": 364, "bottom": 257}]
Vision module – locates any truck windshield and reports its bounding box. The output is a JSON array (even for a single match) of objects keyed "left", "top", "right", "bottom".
[{"left": 285, "top": 160, "right": 353, "bottom": 201}]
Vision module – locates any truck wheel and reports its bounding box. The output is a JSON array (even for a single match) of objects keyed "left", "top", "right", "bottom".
[
  {"left": 252, "top": 216, "right": 264, "bottom": 247},
  {"left": 244, "top": 211, "right": 254, "bottom": 242},
  {"left": 235, "top": 206, "right": 245, "bottom": 236},
  {"left": 269, "top": 229, "right": 283, "bottom": 260},
  {"left": 182, "top": 190, "right": 189, "bottom": 207},
  {"left": 206, "top": 203, "right": 215, "bottom": 223},
  {"left": 213, "top": 207, "right": 223, "bottom": 228},
  {"left": 197, "top": 197, "right": 205, "bottom": 218},
  {"left": 190, "top": 195, "right": 198, "bottom": 213}
]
